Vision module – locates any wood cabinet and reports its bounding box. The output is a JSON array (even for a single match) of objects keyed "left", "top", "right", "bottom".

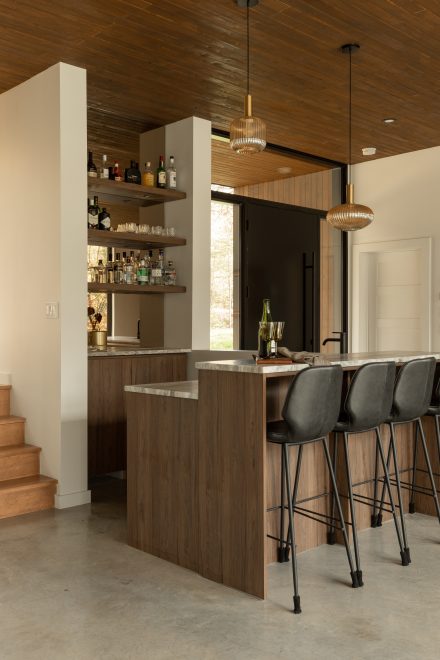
[{"left": 88, "top": 352, "right": 187, "bottom": 477}]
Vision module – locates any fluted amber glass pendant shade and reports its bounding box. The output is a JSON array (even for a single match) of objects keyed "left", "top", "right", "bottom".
[
  {"left": 230, "top": 94, "right": 266, "bottom": 154},
  {"left": 326, "top": 184, "right": 374, "bottom": 232}
]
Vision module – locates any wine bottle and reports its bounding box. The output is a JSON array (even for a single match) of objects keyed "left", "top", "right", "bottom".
[
  {"left": 258, "top": 299, "right": 272, "bottom": 358},
  {"left": 156, "top": 156, "right": 166, "bottom": 188},
  {"left": 99, "top": 154, "right": 109, "bottom": 179},
  {"left": 87, "top": 151, "right": 97, "bottom": 178},
  {"left": 166, "top": 156, "right": 177, "bottom": 189},
  {"left": 87, "top": 196, "right": 99, "bottom": 228},
  {"left": 98, "top": 207, "right": 111, "bottom": 230},
  {"left": 142, "top": 162, "right": 155, "bottom": 187}
]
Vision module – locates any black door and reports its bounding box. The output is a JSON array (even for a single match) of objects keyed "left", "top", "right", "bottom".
[{"left": 241, "top": 200, "right": 321, "bottom": 352}]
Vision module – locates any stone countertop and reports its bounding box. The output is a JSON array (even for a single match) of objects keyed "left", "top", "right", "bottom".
[
  {"left": 88, "top": 346, "right": 191, "bottom": 357},
  {"left": 195, "top": 351, "right": 440, "bottom": 374},
  {"left": 125, "top": 380, "right": 198, "bottom": 400}
]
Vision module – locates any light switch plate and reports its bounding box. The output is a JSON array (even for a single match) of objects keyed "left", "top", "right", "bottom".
[{"left": 45, "top": 302, "right": 59, "bottom": 319}]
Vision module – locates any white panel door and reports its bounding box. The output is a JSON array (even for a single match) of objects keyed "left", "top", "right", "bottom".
[{"left": 352, "top": 238, "right": 431, "bottom": 352}]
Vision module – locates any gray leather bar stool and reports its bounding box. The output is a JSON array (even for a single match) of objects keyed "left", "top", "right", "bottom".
[
  {"left": 376, "top": 357, "right": 439, "bottom": 549},
  {"left": 417, "top": 373, "right": 440, "bottom": 521},
  {"left": 266, "top": 364, "right": 359, "bottom": 615},
  {"left": 328, "top": 361, "right": 408, "bottom": 584}
]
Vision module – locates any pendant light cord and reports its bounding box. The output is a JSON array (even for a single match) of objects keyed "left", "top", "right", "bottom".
[
  {"left": 247, "top": 1, "right": 250, "bottom": 96},
  {"left": 348, "top": 46, "right": 352, "bottom": 175}
]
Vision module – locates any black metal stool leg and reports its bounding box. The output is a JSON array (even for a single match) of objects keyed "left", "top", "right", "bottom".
[
  {"left": 389, "top": 423, "right": 411, "bottom": 562},
  {"left": 277, "top": 446, "right": 288, "bottom": 563},
  {"left": 409, "top": 421, "right": 419, "bottom": 514},
  {"left": 285, "top": 444, "right": 304, "bottom": 560},
  {"left": 371, "top": 434, "right": 381, "bottom": 527},
  {"left": 377, "top": 426, "right": 393, "bottom": 527},
  {"left": 322, "top": 437, "right": 360, "bottom": 588},
  {"left": 375, "top": 427, "right": 409, "bottom": 566},
  {"left": 283, "top": 443, "right": 301, "bottom": 614},
  {"left": 342, "top": 432, "right": 363, "bottom": 586},
  {"left": 327, "top": 433, "right": 338, "bottom": 545},
  {"left": 418, "top": 418, "right": 440, "bottom": 524}
]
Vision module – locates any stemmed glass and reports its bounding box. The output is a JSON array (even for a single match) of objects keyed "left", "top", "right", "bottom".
[{"left": 267, "top": 321, "right": 285, "bottom": 357}]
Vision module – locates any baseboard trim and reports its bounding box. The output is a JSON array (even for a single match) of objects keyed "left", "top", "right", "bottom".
[{"left": 55, "top": 489, "right": 91, "bottom": 509}]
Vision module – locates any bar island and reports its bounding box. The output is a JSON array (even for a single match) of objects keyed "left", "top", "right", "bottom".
[{"left": 125, "top": 351, "right": 440, "bottom": 599}]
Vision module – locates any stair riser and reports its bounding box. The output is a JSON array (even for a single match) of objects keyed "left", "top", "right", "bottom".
[
  {"left": 0, "top": 422, "right": 24, "bottom": 446},
  {"left": 0, "top": 390, "right": 10, "bottom": 417},
  {"left": 0, "top": 483, "right": 56, "bottom": 519},
  {"left": 0, "top": 453, "right": 40, "bottom": 481}
]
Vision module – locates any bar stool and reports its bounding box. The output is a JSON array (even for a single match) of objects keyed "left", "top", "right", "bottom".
[
  {"left": 266, "top": 364, "right": 359, "bottom": 615},
  {"left": 418, "top": 373, "right": 440, "bottom": 521},
  {"left": 376, "top": 357, "right": 439, "bottom": 545},
  {"left": 328, "top": 361, "right": 408, "bottom": 581}
]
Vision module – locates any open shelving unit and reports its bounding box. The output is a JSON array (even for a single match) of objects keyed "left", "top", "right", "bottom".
[
  {"left": 88, "top": 178, "right": 186, "bottom": 207},
  {"left": 87, "top": 228, "right": 186, "bottom": 250},
  {"left": 88, "top": 282, "right": 186, "bottom": 295}
]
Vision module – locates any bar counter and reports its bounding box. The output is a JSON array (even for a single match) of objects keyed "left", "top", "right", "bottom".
[{"left": 125, "top": 351, "right": 440, "bottom": 599}]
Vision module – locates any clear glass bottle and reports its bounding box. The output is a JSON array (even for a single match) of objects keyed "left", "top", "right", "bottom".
[
  {"left": 123, "top": 252, "right": 134, "bottom": 284},
  {"left": 87, "top": 262, "right": 97, "bottom": 283},
  {"left": 146, "top": 250, "right": 153, "bottom": 284},
  {"left": 164, "top": 260, "right": 177, "bottom": 286},
  {"left": 258, "top": 298, "right": 272, "bottom": 358},
  {"left": 97, "top": 259, "right": 106, "bottom": 284},
  {"left": 150, "top": 251, "right": 162, "bottom": 285},
  {"left": 99, "top": 154, "right": 109, "bottom": 179},
  {"left": 114, "top": 252, "right": 124, "bottom": 284},
  {"left": 142, "top": 162, "right": 155, "bottom": 187},
  {"left": 166, "top": 156, "right": 177, "bottom": 189},
  {"left": 106, "top": 256, "right": 114, "bottom": 284}
]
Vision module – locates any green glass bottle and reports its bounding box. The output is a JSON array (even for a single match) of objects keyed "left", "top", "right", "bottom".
[{"left": 258, "top": 298, "right": 272, "bottom": 358}]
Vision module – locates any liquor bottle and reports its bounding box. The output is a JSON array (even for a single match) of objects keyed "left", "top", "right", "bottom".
[
  {"left": 142, "top": 162, "right": 155, "bottom": 187},
  {"left": 130, "top": 251, "right": 138, "bottom": 279},
  {"left": 87, "top": 196, "right": 100, "bottom": 229},
  {"left": 166, "top": 156, "right": 177, "bottom": 189},
  {"left": 156, "top": 155, "right": 166, "bottom": 188},
  {"left": 123, "top": 253, "right": 135, "bottom": 284},
  {"left": 150, "top": 252, "right": 162, "bottom": 285},
  {"left": 108, "top": 166, "right": 114, "bottom": 180},
  {"left": 87, "top": 151, "right": 97, "bottom": 178},
  {"left": 106, "top": 256, "right": 114, "bottom": 284},
  {"left": 125, "top": 160, "right": 141, "bottom": 184},
  {"left": 97, "top": 259, "right": 106, "bottom": 284},
  {"left": 146, "top": 250, "right": 153, "bottom": 284},
  {"left": 99, "top": 154, "right": 109, "bottom": 179},
  {"left": 87, "top": 262, "right": 97, "bottom": 283},
  {"left": 114, "top": 253, "right": 124, "bottom": 284},
  {"left": 137, "top": 258, "right": 149, "bottom": 285},
  {"left": 258, "top": 299, "right": 272, "bottom": 358},
  {"left": 113, "top": 162, "right": 122, "bottom": 182},
  {"left": 164, "top": 260, "right": 177, "bottom": 286},
  {"left": 98, "top": 207, "right": 111, "bottom": 230}
]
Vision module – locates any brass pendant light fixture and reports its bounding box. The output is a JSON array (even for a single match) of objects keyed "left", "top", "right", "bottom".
[
  {"left": 327, "top": 44, "right": 374, "bottom": 231},
  {"left": 230, "top": 0, "right": 266, "bottom": 154}
]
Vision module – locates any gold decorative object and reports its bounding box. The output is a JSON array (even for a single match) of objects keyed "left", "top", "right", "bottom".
[
  {"left": 230, "top": 1, "right": 266, "bottom": 154},
  {"left": 327, "top": 44, "right": 374, "bottom": 231}
]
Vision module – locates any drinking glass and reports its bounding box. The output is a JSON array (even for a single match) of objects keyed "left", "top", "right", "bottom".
[{"left": 267, "top": 321, "right": 285, "bottom": 357}]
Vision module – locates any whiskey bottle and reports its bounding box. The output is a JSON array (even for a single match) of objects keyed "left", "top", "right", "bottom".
[
  {"left": 142, "top": 162, "right": 155, "bottom": 187},
  {"left": 166, "top": 156, "right": 177, "bottom": 189},
  {"left": 258, "top": 299, "right": 272, "bottom": 358},
  {"left": 125, "top": 160, "right": 141, "bottom": 184},
  {"left": 98, "top": 207, "right": 111, "bottom": 230},
  {"left": 87, "top": 151, "right": 97, "bottom": 178},
  {"left": 87, "top": 196, "right": 99, "bottom": 229},
  {"left": 99, "top": 154, "right": 109, "bottom": 179},
  {"left": 156, "top": 156, "right": 166, "bottom": 188},
  {"left": 113, "top": 162, "right": 122, "bottom": 182}
]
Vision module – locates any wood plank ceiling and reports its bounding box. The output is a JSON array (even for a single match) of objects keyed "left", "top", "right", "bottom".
[{"left": 0, "top": 0, "right": 439, "bottom": 177}]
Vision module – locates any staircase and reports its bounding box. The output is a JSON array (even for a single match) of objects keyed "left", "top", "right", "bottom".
[{"left": 0, "top": 385, "right": 57, "bottom": 519}]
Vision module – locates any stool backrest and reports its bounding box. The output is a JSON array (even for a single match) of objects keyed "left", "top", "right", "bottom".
[
  {"left": 391, "top": 357, "right": 436, "bottom": 422},
  {"left": 343, "top": 361, "right": 396, "bottom": 431},
  {"left": 282, "top": 365, "right": 343, "bottom": 442}
]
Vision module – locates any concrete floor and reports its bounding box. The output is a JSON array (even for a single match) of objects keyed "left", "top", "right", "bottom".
[{"left": 0, "top": 479, "right": 439, "bottom": 660}]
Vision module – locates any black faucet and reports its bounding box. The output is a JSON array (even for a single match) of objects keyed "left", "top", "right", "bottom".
[{"left": 322, "top": 331, "right": 348, "bottom": 354}]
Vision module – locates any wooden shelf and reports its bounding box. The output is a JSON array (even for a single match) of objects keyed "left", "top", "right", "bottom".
[
  {"left": 88, "top": 229, "right": 186, "bottom": 250},
  {"left": 88, "top": 283, "right": 186, "bottom": 295},
  {"left": 88, "top": 178, "right": 186, "bottom": 207}
]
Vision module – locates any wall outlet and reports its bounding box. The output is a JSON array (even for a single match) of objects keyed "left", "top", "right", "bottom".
[{"left": 45, "top": 302, "right": 59, "bottom": 319}]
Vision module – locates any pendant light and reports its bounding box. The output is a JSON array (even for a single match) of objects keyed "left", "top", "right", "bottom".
[
  {"left": 230, "top": 0, "right": 266, "bottom": 154},
  {"left": 327, "top": 44, "right": 374, "bottom": 231}
]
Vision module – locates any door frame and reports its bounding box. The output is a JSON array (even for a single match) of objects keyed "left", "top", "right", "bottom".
[{"left": 351, "top": 237, "right": 432, "bottom": 352}]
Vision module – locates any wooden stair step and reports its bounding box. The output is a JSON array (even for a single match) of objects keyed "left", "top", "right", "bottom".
[
  {"left": 0, "top": 416, "right": 25, "bottom": 446},
  {"left": 0, "top": 475, "right": 57, "bottom": 519},
  {"left": 0, "top": 444, "right": 41, "bottom": 481},
  {"left": 0, "top": 386, "right": 11, "bottom": 417}
]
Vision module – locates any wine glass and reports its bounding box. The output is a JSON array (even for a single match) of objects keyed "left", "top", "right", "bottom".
[{"left": 267, "top": 321, "right": 285, "bottom": 357}]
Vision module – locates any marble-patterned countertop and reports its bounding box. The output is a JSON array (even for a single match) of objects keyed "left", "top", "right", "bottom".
[
  {"left": 195, "top": 351, "right": 440, "bottom": 374},
  {"left": 125, "top": 380, "right": 199, "bottom": 400},
  {"left": 88, "top": 346, "right": 191, "bottom": 357}
]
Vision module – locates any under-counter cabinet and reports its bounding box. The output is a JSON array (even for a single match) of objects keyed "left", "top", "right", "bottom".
[{"left": 88, "top": 350, "right": 188, "bottom": 477}]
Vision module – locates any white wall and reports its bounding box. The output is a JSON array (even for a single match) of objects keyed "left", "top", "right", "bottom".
[
  {"left": 351, "top": 146, "right": 440, "bottom": 351},
  {"left": 0, "top": 63, "right": 89, "bottom": 507}
]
